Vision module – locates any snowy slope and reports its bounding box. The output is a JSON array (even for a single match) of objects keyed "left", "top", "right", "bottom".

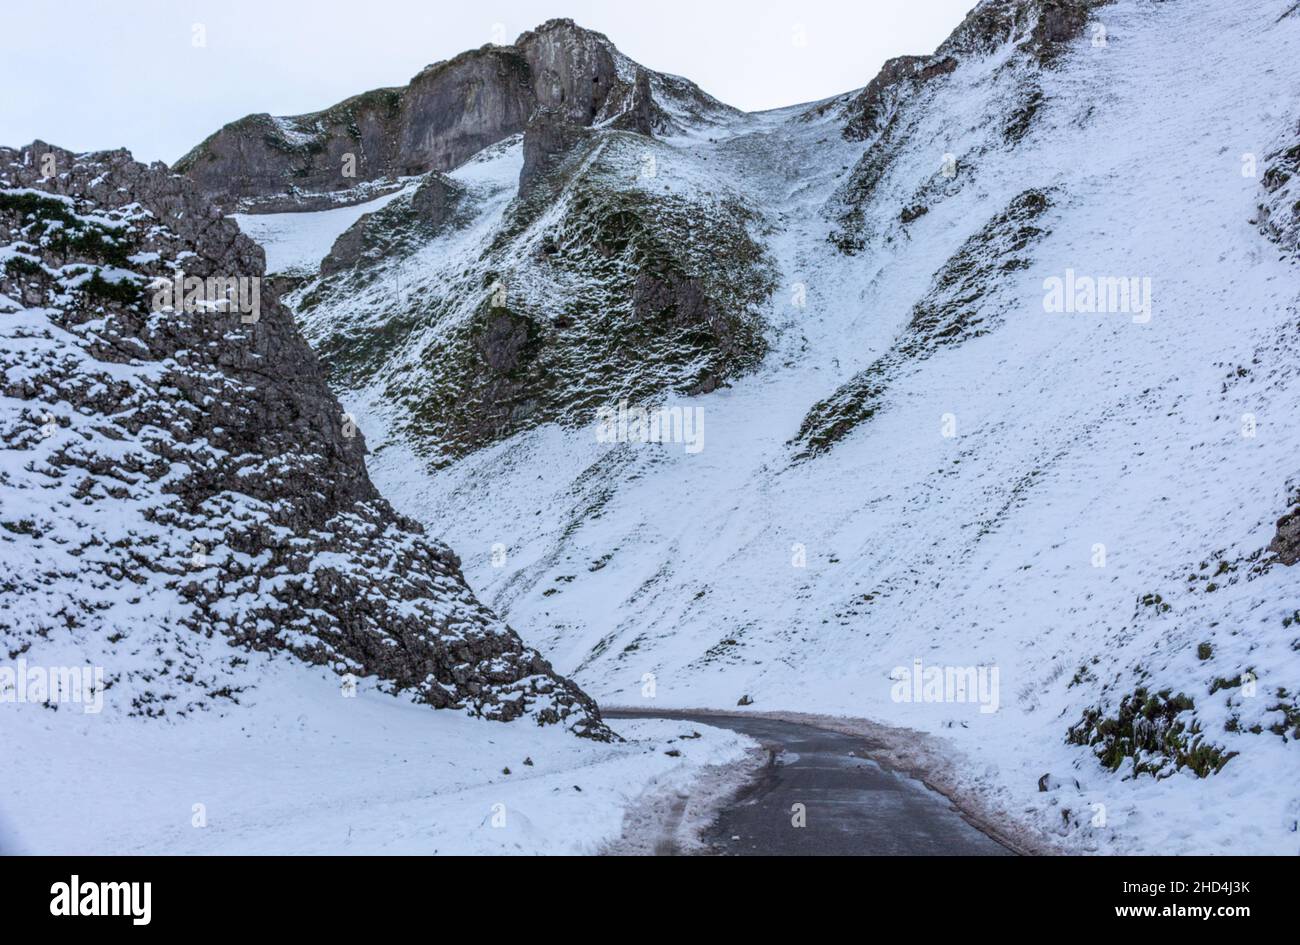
[
  {"left": 232, "top": 182, "right": 416, "bottom": 276},
  {"left": 242, "top": 0, "right": 1300, "bottom": 855},
  {"left": 2, "top": 658, "right": 748, "bottom": 855}
]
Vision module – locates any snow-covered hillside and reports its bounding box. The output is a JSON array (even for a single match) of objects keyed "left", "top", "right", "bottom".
[
  {"left": 245, "top": 0, "right": 1300, "bottom": 855},
  {"left": 0, "top": 137, "right": 785, "bottom": 855}
]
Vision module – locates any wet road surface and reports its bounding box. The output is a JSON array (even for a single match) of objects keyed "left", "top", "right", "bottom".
[{"left": 608, "top": 711, "right": 1013, "bottom": 856}]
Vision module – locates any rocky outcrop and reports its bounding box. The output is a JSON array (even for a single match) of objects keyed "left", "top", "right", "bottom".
[
  {"left": 514, "top": 19, "right": 625, "bottom": 125},
  {"left": 835, "top": 0, "right": 1105, "bottom": 144},
  {"left": 841, "top": 55, "right": 958, "bottom": 142},
  {"left": 1268, "top": 503, "right": 1300, "bottom": 566},
  {"left": 0, "top": 141, "right": 609, "bottom": 736},
  {"left": 321, "top": 172, "right": 467, "bottom": 276},
  {"left": 385, "top": 168, "right": 774, "bottom": 464},
  {"left": 1258, "top": 120, "right": 1300, "bottom": 257},
  {"left": 1259, "top": 121, "right": 1300, "bottom": 567},
  {"left": 293, "top": 128, "right": 774, "bottom": 467},
  {"left": 828, "top": 0, "right": 1105, "bottom": 252},
  {"left": 795, "top": 189, "right": 1052, "bottom": 459},
  {"left": 938, "top": 0, "right": 1107, "bottom": 63},
  {"left": 176, "top": 20, "right": 724, "bottom": 212}
]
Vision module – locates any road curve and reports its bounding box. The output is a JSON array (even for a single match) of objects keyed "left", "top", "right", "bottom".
[{"left": 607, "top": 711, "right": 1014, "bottom": 856}]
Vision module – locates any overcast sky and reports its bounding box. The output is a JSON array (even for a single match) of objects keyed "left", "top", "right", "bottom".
[{"left": 1, "top": 0, "right": 976, "bottom": 165}]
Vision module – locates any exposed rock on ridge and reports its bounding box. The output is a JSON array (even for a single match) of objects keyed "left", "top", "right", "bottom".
[{"left": 176, "top": 20, "right": 730, "bottom": 212}]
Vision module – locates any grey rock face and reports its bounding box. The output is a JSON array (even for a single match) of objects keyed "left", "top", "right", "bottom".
[
  {"left": 397, "top": 48, "right": 536, "bottom": 178},
  {"left": 176, "top": 20, "right": 718, "bottom": 212},
  {"left": 607, "top": 68, "right": 660, "bottom": 137},
  {"left": 515, "top": 19, "right": 623, "bottom": 125},
  {"left": 519, "top": 108, "right": 594, "bottom": 196},
  {"left": 0, "top": 141, "right": 609, "bottom": 737}
]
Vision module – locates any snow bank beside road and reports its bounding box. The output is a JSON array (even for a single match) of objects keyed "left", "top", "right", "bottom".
[{"left": 2, "top": 663, "right": 750, "bottom": 856}]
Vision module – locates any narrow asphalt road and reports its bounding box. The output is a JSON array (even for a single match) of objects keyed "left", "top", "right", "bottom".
[{"left": 608, "top": 711, "right": 1014, "bottom": 856}]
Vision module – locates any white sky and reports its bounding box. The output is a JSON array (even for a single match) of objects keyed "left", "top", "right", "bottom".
[{"left": 1, "top": 0, "right": 977, "bottom": 165}]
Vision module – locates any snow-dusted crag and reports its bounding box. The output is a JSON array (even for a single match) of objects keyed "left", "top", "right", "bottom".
[
  {"left": 277, "top": 107, "right": 775, "bottom": 466},
  {"left": 187, "top": 0, "right": 1300, "bottom": 855},
  {"left": 175, "top": 19, "right": 735, "bottom": 213},
  {"left": 1259, "top": 111, "right": 1300, "bottom": 258},
  {"left": 0, "top": 142, "right": 608, "bottom": 736}
]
